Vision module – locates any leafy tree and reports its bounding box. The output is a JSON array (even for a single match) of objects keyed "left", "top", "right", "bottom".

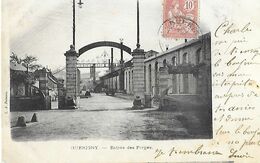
[
  {"left": 10, "top": 53, "right": 42, "bottom": 96},
  {"left": 21, "top": 55, "right": 41, "bottom": 73},
  {"left": 10, "top": 52, "right": 22, "bottom": 64},
  {"left": 10, "top": 52, "right": 41, "bottom": 72}
]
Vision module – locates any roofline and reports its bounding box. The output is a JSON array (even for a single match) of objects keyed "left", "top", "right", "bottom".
[{"left": 144, "top": 32, "right": 210, "bottom": 63}]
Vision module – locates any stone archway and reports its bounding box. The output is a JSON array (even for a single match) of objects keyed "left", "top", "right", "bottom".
[
  {"left": 64, "top": 41, "right": 135, "bottom": 109},
  {"left": 78, "top": 41, "right": 132, "bottom": 56}
]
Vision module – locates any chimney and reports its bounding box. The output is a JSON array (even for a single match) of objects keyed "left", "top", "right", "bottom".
[
  {"left": 120, "top": 41, "right": 124, "bottom": 64},
  {"left": 108, "top": 59, "right": 111, "bottom": 70},
  {"left": 111, "top": 48, "right": 114, "bottom": 70}
]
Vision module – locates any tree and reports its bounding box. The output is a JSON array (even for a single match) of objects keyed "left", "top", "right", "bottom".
[
  {"left": 10, "top": 53, "right": 42, "bottom": 96},
  {"left": 21, "top": 55, "right": 41, "bottom": 96},
  {"left": 21, "top": 55, "right": 41, "bottom": 73},
  {"left": 10, "top": 53, "right": 41, "bottom": 72},
  {"left": 10, "top": 52, "right": 22, "bottom": 64}
]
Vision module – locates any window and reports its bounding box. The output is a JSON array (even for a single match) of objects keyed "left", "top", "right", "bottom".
[
  {"left": 196, "top": 48, "right": 201, "bottom": 64},
  {"left": 172, "top": 56, "right": 176, "bottom": 66},
  {"left": 163, "top": 59, "right": 167, "bottom": 67},
  {"left": 155, "top": 62, "right": 159, "bottom": 95},
  {"left": 183, "top": 53, "right": 188, "bottom": 64}
]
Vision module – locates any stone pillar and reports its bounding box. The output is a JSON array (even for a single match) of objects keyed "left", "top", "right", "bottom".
[
  {"left": 38, "top": 68, "right": 51, "bottom": 110},
  {"left": 64, "top": 45, "right": 79, "bottom": 109},
  {"left": 132, "top": 48, "right": 145, "bottom": 100},
  {"left": 57, "top": 79, "right": 65, "bottom": 109}
]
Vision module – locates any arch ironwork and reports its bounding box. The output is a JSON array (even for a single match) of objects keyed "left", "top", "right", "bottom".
[{"left": 78, "top": 41, "right": 132, "bottom": 56}]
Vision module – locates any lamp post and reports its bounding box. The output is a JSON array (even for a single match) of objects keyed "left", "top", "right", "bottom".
[
  {"left": 72, "top": 0, "right": 84, "bottom": 48},
  {"left": 78, "top": 0, "right": 84, "bottom": 8},
  {"left": 136, "top": 0, "right": 140, "bottom": 49}
]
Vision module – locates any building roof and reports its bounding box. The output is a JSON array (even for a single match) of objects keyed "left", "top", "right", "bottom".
[
  {"left": 145, "top": 50, "right": 159, "bottom": 54},
  {"left": 144, "top": 32, "right": 211, "bottom": 63}
]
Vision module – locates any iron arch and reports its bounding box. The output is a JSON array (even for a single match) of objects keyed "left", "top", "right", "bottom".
[{"left": 78, "top": 41, "right": 132, "bottom": 56}]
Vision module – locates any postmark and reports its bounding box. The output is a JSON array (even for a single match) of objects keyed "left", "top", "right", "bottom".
[{"left": 163, "top": 0, "right": 199, "bottom": 38}]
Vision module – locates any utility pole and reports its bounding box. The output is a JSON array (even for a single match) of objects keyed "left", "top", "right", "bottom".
[{"left": 73, "top": 0, "right": 75, "bottom": 47}]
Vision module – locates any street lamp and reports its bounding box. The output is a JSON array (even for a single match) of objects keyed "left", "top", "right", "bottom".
[
  {"left": 78, "top": 0, "right": 84, "bottom": 8},
  {"left": 72, "top": 0, "right": 84, "bottom": 48}
]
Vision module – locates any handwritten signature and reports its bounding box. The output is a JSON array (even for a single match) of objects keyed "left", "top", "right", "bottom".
[{"left": 154, "top": 145, "right": 222, "bottom": 159}]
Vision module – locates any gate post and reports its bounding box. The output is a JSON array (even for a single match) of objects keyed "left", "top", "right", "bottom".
[
  {"left": 64, "top": 45, "right": 79, "bottom": 109},
  {"left": 57, "top": 79, "right": 65, "bottom": 109},
  {"left": 132, "top": 48, "right": 145, "bottom": 101},
  {"left": 38, "top": 67, "right": 51, "bottom": 110}
]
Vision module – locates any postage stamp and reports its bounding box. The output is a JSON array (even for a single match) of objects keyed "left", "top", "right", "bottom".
[{"left": 163, "top": 0, "right": 199, "bottom": 38}]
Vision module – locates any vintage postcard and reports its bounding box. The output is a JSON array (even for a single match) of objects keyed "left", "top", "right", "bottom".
[{"left": 1, "top": 0, "right": 260, "bottom": 162}]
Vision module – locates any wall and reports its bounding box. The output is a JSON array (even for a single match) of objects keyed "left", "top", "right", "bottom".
[
  {"left": 10, "top": 83, "right": 26, "bottom": 97},
  {"left": 143, "top": 33, "right": 211, "bottom": 100}
]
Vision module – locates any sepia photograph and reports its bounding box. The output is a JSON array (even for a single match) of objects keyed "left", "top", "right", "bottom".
[{"left": 9, "top": 0, "right": 212, "bottom": 141}]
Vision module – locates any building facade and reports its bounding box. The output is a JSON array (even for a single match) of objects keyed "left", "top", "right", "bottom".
[
  {"left": 144, "top": 33, "right": 211, "bottom": 100},
  {"left": 100, "top": 33, "right": 211, "bottom": 105}
]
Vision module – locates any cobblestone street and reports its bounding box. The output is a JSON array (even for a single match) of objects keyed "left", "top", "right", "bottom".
[{"left": 11, "top": 93, "right": 211, "bottom": 141}]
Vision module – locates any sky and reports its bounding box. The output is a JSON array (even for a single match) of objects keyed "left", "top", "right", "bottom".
[{"left": 5, "top": 0, "right": 260, "bottom": 73}]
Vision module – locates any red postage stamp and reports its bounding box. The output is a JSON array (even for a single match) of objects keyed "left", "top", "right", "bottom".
[{"left": 163, "top": 0, "right": 198, "bottom": 38}]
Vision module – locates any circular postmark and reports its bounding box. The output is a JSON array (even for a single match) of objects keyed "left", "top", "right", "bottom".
[{"left": 157, "top": 15, "right": 202, "bottom": 52}]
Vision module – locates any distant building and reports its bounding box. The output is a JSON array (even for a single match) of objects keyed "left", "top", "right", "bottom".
[
  {"left": 10, "top": 62, "right": 43, "bottom": 111},
  {"left": 10, "top": 62, "right": 27, "bottom": 97},
  {"left": 52, "top": 68, "right": 66, "bottom": 84},
  {"left": 10, "top": 62, "right": 63, "bottom": 111}
]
